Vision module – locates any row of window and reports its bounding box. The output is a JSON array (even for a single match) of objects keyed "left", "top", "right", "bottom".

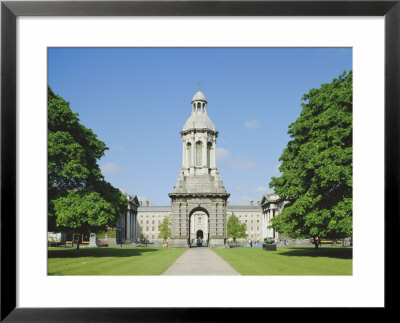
[
  {"left": 236, "top": 214, "right": 260, "bottom": 218},
  {"left": 140, "top": 220, "right": 160, "bottom": 225},
  {"left": 238, "top": 220, "right": 260, "bottom": 225}
]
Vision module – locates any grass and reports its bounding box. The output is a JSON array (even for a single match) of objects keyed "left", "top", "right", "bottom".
[
  {"left": 48, "top": 247, "right": 186, "bottom": 275},
  {"left": 213, "top": 246, "right": 352, "bottom": 275}
]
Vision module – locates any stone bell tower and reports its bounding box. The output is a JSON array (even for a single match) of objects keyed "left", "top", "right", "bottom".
[{"left": 168, "top": 90, "right": 230, "bottom": 248}]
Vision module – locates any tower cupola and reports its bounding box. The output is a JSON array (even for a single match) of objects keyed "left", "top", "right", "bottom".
[{"left": 191, "top": 90, "right": 207, "bottom": 112}]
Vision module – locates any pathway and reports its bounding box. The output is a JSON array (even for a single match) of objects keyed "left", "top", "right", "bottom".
[{"left": 162, "top": 247, "right": 240, "bottom": 275}]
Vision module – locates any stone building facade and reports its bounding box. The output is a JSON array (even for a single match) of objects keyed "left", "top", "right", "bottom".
[
  {"left": 131, "top": 197, "right": 284, "bottom": 244},
  {"left": 116, "top": 91, "right": 286, "bottom": 246}
]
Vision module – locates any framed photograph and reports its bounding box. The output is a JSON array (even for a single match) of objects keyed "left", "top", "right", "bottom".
[{"left": 1, "top": 0, "right": 398, "bottom": 320}]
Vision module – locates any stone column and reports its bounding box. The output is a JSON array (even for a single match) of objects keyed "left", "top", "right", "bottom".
[
  {"left": 191, "top": 137, "right": 195, "bottom": 174},
  {"left": 211, "top": 141, "right": 216, "bottom": 169},
  {"left": 202, "top": 139, "right": 207, "bottom": 170}
]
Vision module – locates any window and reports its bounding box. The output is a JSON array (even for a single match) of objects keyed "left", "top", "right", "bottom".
[
  {"left": 196, "top": 141, "right": 202, "bottom": 166},
  {"left": 198, "top": 217, "right": 201, "bottom": 223}
]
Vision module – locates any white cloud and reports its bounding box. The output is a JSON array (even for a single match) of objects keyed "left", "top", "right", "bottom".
[
  {"left": 231, "top": 156, "right": 257, "bottom": 169},
  {"left": 235, "top": 185, "right": 246, "bottom": 191},
  {"left": 244, "top": 119, "right": 260, "bottom": 129},
  {"left": 254, "top": 186, "right": 268, "bottom": 194},
  {"left": 100, "top": 162, "right": 120, "bottom": 173},
  {"left": 216, "top": 147, "right": 257, "bottom": 169},
  {"left": 216, "top": 147, "right": 232, "bottom": 163},
  {"left": 114, "top": 145, "right": 126, "bottom": 152}
]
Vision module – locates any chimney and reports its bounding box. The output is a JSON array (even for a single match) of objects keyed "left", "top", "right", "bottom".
[
  {"left": 257, "top": 201, "right": 260, "bottom": 206},
  {"left": 250, "top": 201, "right": 254, "bottom": 206},
  {"left": 146, "top": 201, "right": 150, "bottom": 206},
  {"left": 140, "top": 201, "right": 143, "bottom": 206}
]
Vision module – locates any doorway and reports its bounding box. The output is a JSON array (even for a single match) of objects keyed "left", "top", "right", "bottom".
[{"left": 196, "top": 230, "right": 204, "bottom": 239}]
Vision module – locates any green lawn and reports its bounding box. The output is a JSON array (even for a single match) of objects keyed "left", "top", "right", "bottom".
[
  {"left": 48, "top": 247, "right": 186, "bottom": 275},
  {"left": 213, "top": 246, "right": 352, "bottom": 275}
]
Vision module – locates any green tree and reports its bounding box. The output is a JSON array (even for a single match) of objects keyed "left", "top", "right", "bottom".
[
  {"left": 269, "top": 71, "right": 352, "bottom": 248},
  {"left": 158, "top": 217, "right": 171, "bottom": 242},
  {"left": 48, "top": 87, "right": 127, "bottom": 249},
  {"left": 227, "top": 214, "right": 247, "bottom": 243}
]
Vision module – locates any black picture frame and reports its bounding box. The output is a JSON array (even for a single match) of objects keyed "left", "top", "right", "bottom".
[{"left": 1, "top": 0, "right": 398, "bottom": 321}]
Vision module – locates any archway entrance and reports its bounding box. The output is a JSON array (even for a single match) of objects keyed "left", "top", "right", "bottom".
[{"left": 189, "top": 209, "right": 209, "bottom": 247}]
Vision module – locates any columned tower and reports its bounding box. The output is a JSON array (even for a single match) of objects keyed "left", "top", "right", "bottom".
[{"left": 168, "top": 90, "right": 230, "bottom": 248}]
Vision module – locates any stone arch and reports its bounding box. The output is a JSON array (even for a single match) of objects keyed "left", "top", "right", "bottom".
[{"left": 188, "top": 206, "right": 210, "bottom": 247}]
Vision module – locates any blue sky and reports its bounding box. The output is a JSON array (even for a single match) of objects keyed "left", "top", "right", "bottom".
[{"left": 48, "top": 48, "right": 352, "bottom": 205}]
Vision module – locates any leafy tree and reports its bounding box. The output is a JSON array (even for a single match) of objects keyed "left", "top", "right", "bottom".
[
  {"left": 158, "top": 217, "right": 171, "bottom": 242},
  {"left": 48, "top": 87, "right": 127, "bottom": 249},
  {"left": 269, "top": 71, "right": 352, "bottom": 248},
  {"left": 227, "top": 214, "right": 247, "bottom": 243}
]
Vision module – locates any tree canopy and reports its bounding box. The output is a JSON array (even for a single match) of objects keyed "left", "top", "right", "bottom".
[
  {"left": 48, "top": 87, "right": 127, "bottom": 247},
  {"left": 158, "top": 217, "right": 171, "bottom": 242},
  {"left": 269, "top": 71, "right": 352, "bottom": 248},
  {"left": 227, "top": 214, "right": 247, "bottom": 242}
]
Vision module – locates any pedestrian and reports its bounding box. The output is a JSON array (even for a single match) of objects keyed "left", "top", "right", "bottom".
[{"left": 250, "top": 239, "right": 252, "bottom": 247}]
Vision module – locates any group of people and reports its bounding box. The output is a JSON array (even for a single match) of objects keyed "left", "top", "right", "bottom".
[{"left": 192, "top": 237, "right": 203, "bottom": 247}]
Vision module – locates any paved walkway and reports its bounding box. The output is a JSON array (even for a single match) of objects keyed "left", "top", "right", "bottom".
[{"left": 162, "top": 247, "right": 240, "bottom": 275}]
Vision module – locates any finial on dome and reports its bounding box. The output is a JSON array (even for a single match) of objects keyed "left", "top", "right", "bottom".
[{"left": 197, "top": 81, "right": 201, "bottom": 90}]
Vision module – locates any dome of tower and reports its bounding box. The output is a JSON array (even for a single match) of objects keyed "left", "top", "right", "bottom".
[
  {"left": 182, "top": 113, "right": 216, "bottom": 132},
  {"left": 191, "top": 90, "right": 207, "bottom": 103},
  {"left": 182, "top": 112, "right": 216, "bottom": 132}
]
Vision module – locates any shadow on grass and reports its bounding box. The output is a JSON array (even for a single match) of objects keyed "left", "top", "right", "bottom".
[
  {"left": 48, "top": 248, "right": 160, "bottom": 259},
  {"left": 278, "top": 247, "right": 352, "bottom": 259}
]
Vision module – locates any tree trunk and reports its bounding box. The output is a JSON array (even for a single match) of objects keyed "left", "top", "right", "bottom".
[
  {"left": 313, "top": 236, "right": 319, "bottom": 249},
  {"left": 76, "top": 241, "right": 80, "bottom": 250}
]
